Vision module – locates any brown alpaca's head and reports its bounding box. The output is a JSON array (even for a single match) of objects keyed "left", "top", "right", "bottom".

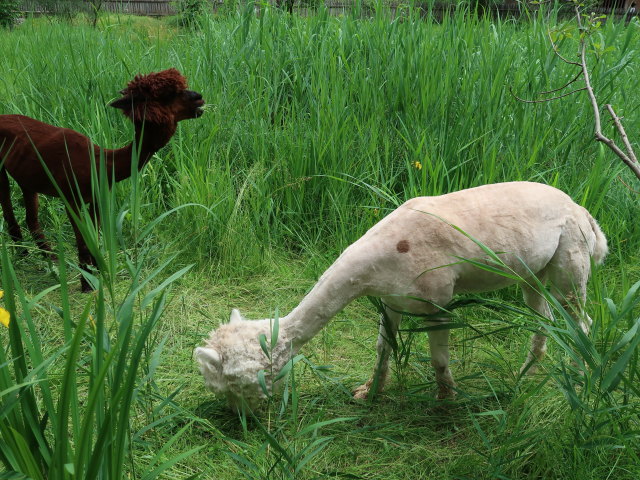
[{"left": 109, "top": 68, "right": 204, "bottom": 124}]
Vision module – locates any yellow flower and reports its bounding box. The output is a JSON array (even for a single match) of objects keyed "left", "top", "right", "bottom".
[
  {"left": 413, "top": 161, "right": 422, "bottom": 170},
  {"left": 0, "top": 290, "right": 9, "bottom": 328},
  {"left": 0, "top": 308, "right": 9, "bottom": 328}
]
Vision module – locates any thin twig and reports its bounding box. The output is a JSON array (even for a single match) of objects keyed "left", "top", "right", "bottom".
[
  {"left": 548, "top": 31, "right": 582, "bottom": 66},
  {"left": 509, "top": 85, "right": 586, "bottom": 104},
  {"left": 538, "top": 70, "right": 582, "bottom": 95},
  {"left": 617, "top": 175, "right": 640, "bottom": 195}
]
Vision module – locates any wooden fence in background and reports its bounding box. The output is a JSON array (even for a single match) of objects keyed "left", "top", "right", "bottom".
[
  {"left": 20, "top": 0, "right": 180, "bottom": 16},
  {"left": 18, "top": 0, "right": 638, "bottom": 17}
]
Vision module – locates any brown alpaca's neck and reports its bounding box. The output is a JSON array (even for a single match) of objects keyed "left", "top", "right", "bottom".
[{"left": 102, "top": 122, "right": 177, "bottom": 183}]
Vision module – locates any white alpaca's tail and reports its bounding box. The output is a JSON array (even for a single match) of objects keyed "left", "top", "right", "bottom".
[{"left": 586, "top": 210, "right": 608, "bottom": 265}]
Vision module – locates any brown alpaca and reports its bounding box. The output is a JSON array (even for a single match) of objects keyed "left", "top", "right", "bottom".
[{"left": 0, "top": 68, "right": 204, "bottom": 292}]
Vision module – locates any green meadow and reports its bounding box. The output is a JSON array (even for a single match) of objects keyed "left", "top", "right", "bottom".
[{"left": 1, "top": 5, "right": 639, "bottom": 478}]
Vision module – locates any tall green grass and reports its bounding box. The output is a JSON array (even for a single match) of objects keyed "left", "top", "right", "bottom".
[
  {"left": 1, "top": 5, "right": 639, "bottom": 479},
  {"left": 1, "top": 6, "right": 639, "bottom": 268}
]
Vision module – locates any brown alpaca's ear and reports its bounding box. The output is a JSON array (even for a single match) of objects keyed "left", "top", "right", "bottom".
[{"left": 109, "top": 96, "right": 132, "bottom": 110}]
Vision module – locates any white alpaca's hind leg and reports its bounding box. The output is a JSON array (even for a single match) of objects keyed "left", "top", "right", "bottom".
[
  {"left": 520, "top": 240, "right": 592, "bottom": 375},
  {"left": 546, "top": 232, "right": 594, "bottom": 335},
  {"left": 520, "top": 283, "right": 552, "bottom": 375},
  {"left": 353, "top": 306, "right": 402, "bottom": 400}
]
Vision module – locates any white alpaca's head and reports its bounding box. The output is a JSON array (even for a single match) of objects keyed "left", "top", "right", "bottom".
[{"left": 195, "top": 309, "right": 289, "bottom": 409}]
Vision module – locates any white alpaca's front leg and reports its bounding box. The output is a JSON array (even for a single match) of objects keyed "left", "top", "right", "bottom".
[
  {"left": 427, "top": 320, "right": 456, "bottom": 399},
  {"left": 353, "top": 307, "right": 402, "bottom": 400}
]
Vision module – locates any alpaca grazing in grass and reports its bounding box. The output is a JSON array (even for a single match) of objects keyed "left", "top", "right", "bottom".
[
  {"left": 0, "top": 68, "right": 204, "bottom": 291},
  {"left": 195, "top": 182, "right": 608, "bottom": 408}
]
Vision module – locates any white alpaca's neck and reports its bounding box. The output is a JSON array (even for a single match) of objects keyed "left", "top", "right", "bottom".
[{"left": 279, "top": 258, "right": 365, "bottom": 351}]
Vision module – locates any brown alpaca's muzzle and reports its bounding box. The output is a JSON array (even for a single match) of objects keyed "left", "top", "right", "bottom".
[{"left": 187, "top": 90, "right": 205, "bottom": 118}]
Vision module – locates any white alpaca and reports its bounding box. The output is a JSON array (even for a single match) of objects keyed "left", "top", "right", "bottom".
[{"left": 195, "top": 182, "right": 607, "bottom": 407}]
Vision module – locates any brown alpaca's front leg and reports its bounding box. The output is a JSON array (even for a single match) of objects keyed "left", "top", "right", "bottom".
[
  {"left": 67, "top": 205, "right": 99, "bottom": 293},
  {"left": 0, "top": 170, "right": 25, "bottom": 252},
  {"left": 22, "top": 188, "right": 56, "bottom": 260}
]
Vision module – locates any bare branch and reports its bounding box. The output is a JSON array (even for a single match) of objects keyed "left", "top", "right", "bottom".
[
  {"left": 606, "top": 104, "right": 638, "bottom": 165},
  {"left": 576, "top": 7, "right": 603, "bottom": 136},
  {"left": 574, "top": 4, "right": 640, "bottom": 181},
  {"left": 514, "top": 1, "right": 640, "bottom": 181},
  {"left": 593, "top": 132, "right": 640, "bottom": 179}
]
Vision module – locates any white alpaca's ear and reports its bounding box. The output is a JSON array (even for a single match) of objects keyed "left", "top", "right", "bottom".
[
  {"left": 195, "top": 347, "right": 221, "bottom": 366},
  {"left": 229, "top": 308, "right": 242, "bottom": 324}
]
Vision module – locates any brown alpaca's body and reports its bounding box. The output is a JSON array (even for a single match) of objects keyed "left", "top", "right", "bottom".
[
  {"left": 0, "top": 68, "right": 204, "bottom": 291},
  {"left": 0, "top": 115, "right": 171, "bottom": 198},
  {"left": 2, "top": 115, "right": 116, "bottom": 198}
]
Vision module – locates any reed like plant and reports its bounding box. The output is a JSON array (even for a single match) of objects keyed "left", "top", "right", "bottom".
[{"left": 0, "top": 150, "right": 205, "bottom": 479}]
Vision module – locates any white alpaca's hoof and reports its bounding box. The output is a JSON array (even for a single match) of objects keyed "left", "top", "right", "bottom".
[
  {"left": 436, "top": 387, "right": 456, "bottom": 401},
  {"left": 519, "top": 363, "right": 539, "bottom": 376},
  {"left": 352, "top": 383, "right": 370, "bottom": 400}
]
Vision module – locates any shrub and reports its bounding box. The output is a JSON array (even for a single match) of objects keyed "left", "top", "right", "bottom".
[
  {"left": 171, "top": 0, "right": 210, "bottom": 26},
  {"left": 0, "top": 0, "right": 20, "bottom": 28}
]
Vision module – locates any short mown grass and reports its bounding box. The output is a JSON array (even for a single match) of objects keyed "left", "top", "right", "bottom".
[{"left": 1, "top": 4, "right": 639, "bottom": 479}]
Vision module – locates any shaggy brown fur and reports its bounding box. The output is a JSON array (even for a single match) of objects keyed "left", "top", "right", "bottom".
[
  {"left": 115, "top": 68, "right": 190, "bottom": 124},
  {"left": 0, "top": 68, "right": 204, "bottom": 291}
]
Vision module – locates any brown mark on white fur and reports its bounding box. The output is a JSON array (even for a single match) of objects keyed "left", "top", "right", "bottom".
[{"left": 396, "top": 240, "right": 410, "bottom": 253}]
